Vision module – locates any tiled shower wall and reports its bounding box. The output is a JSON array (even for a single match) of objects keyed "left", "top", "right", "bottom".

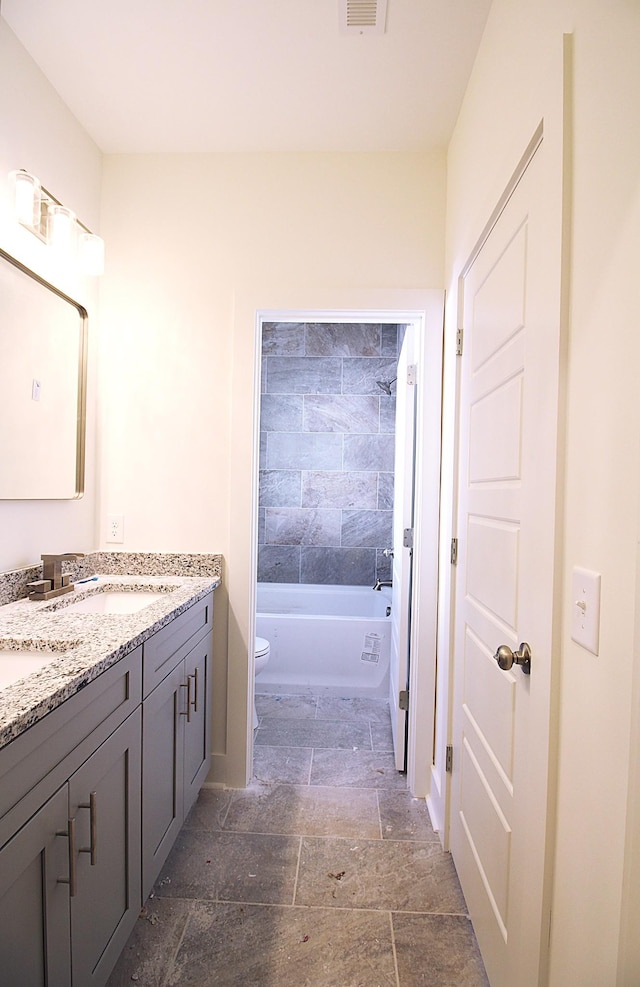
[{"left": 257, "top": 322, "right": 404, "bottom": 586}]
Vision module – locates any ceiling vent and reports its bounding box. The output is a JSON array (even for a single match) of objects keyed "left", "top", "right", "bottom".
[{"left": 339, "top": 0, "right": 388, "bottom": 36}]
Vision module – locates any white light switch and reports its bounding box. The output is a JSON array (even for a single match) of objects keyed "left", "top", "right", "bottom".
[{"left": 571, "top": 566, "right": 601, "bottom": 655}]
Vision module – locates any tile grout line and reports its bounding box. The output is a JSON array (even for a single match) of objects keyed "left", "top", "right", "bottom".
[{"left": 291, "top": 835, "right": 303, "bottom": 906}]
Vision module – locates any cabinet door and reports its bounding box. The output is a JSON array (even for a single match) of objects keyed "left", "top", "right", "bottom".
[
  {"left": 141, "top": 661, "right": 185, "bottom": 899},
  {"left": 69, "top": 708, "right": 141, "bottom": 987},
  {"left": 183, "top": 634, "right": 212, "bottom": 815},
  {"left": 0, "top": 784, "right": 71, "bottom": 986}
]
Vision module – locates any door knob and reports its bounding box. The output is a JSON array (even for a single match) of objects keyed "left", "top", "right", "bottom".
[{"left": 494, "top": 642, "right": 532, "bottom": 675}]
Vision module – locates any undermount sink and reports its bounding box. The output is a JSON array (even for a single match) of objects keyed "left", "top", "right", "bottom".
[
  {"left": 59, "top": 590, "right": 166, "bottom": 615},
  {"left": 0, "top": 640, "right": 80, "bottom": 691}
]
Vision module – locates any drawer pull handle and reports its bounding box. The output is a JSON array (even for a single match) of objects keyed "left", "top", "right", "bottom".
[
  {"left": 180, "top": 679, "right": 192, "bottom": 721},
  {"left": 57, "top": 816, "right": 77, "bottom": 897},
  {"left": 79, "top": 792, "right": 98, "bottom": 865},
  {"left": 190, "top": 668, "right": 198, "bottom": 713}
]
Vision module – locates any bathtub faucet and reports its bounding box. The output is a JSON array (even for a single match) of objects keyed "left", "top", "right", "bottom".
[{"left": 373, "top": 579, "right": 392, "bottom": 591}]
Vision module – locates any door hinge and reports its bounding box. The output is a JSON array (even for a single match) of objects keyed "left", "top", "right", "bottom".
[
  {"left": 456, "top": 327, "right": 463, "bottom": 356},
  {"left": 399, "top": 690, "right": 409, "bottom": 711},
  {"left": 450, "top": 537, "right": 458, "bottom": 565},
  {"left": 403, "top": 527, "right": 414, "bottom": 550},
  {"left": 446, "top": 745, "right": 453, "bottom": 772},
  {"left": 406, "top": 363, "right": 417, "bottom": 385}
]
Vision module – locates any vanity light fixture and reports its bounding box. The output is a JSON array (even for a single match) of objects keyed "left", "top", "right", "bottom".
[{"left": 8, "top": 169, "right": 105, "bottom": 275}]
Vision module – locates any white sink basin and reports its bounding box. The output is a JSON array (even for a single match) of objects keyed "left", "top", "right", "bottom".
[
  {"left": 60, "top": 590, "right": 166, "bottom": 615},
  {"left": 0, "top": 642, "right": 78, "bottom": 691}
]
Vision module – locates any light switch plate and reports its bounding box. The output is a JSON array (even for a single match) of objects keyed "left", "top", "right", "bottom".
[{"left": 571, "top": 566, "right": 601, "bottom": 655}]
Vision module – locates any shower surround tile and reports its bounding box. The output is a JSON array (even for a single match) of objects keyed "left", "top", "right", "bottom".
[
  {"left": 303, "top": 394, "right": 380, "bottom": 433},
  {"left": 301, "top": 470, "right": 377, "bottom": 509},
  {"left": 266, "top": 431, "right": 342, "bottom": 470},
  {"left": 163, "top": 901, "right": 398, "bottom": 987},
  {"left": 341, "top": 509, "right": 393, "bottom": 547},
  {"left": 295, "top": 837, "right": 467, "bottom": 913},
  {"left": 305, "top": 322, "right": 382, "bottom": 357},
  {"left": 262, "top": 322, "right": 306, "bottom": 356},
  {"left": 380, "top": 394, "right": 397, "bottom": 431},
  {"left": 154, "top": 829, "right": 300, "bottom": 906},
  {"left": 257, "top": 545, "right": 300, "bottom": 583},
  {"left": 260, "top": 393, "right": 304, "bottom": 431},
  {"left": 344, "top": 433, "right": 395, "bottom": 472},
  {"left": 300, "top": 546, "right": 376, "bottom": 586},
  {"left": 377, "top": 472, "right": 394, "bottom": 509},
  {"left": 259, "top": 470, "right": 302, "bottom": 508},
  {"left": 223, "top": 783, "right": 382, "bottom": 839},
  {"left": 264, "top": 508, "right": 341, "bottom": 546},
  {"left": 342, "top": 357, "right": 399, "bottom": 394},
  {"left": 266, "top": 356, "right": 342, "bottom": 394}
]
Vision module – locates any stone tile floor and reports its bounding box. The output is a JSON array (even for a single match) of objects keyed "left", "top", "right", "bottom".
[{"left": 107, "top": 694, "right": 489, "bottom": 986}]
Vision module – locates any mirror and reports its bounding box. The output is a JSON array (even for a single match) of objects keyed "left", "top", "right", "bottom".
[{"left": 0, "top": 248, "right": 87, "bottom": 499}]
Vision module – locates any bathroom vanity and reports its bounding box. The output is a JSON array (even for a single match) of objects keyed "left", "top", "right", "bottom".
[{"left": 0, "top": 554, "right": 220, "bottom": 987}]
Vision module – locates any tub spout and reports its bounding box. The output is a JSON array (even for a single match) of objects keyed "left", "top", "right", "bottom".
[{"left": 373, "top": 579, "right": 392, "bottom": 591}]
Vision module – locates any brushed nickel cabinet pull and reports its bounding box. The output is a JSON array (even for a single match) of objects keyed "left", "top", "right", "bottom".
[
  {"left": 190, "top": 668, "right": 198, "bottom": 713},
  {"left": 56, "top": 816, "right": 77, "bottom": 897},
  {"left": 180, "top": 680, "right": 192, "bottom": 721},
  {"left": 79, "top": 791, "right": 98, "bottom": 864}
]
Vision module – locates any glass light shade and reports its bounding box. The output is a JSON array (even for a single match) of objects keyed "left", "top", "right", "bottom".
[
  {"left": 10, "top": 171, "right": 41, "bottom": 229},
  {"left": 47, "top": 204, "right": 76, "bottom": 252},
  {"left": 78, "top": 232, "right": 105, "bottom": 275}
]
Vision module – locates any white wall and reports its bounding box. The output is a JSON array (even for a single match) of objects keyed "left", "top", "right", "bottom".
[
  {"left": 99, "top": 151, "right": 447, "bottom": 785},
  {"left": 0, "top": 20, "right": 102, "bottom": 573},
  {"left": 444, "top": 1, "right": 640, "bottom": 983}
]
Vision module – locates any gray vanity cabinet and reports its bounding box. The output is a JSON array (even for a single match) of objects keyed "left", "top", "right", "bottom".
[{"left": 141, "top": 592, "right": 213, "bottom": 898}]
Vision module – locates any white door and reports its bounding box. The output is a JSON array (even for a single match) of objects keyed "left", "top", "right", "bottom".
[
  {"left": 389, "top": 326, "right": 417, "bottom": 772},
  {"left": 450, "top": 137, "right": 560, "bottom": 986}
]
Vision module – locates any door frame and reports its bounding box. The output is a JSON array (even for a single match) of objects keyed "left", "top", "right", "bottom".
[{"left": 240, "top": 290, "right": 444, "bottom": 797}]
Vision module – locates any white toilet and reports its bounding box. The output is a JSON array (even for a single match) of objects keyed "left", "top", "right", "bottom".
[{"left": 253, "top": 636, "right": 270, "bottom": 729}]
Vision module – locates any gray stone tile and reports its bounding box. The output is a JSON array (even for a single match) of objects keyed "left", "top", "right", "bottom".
[
  {"left": 303, "top": 394, "right": 380, "bottom": 433},
  {"left": 302, "top": 470, "right": 378, "bottom": 509},
  {"left": 295, "top": 837, "right": 467, "bottom": 913},
  {"left": 223, "top": 783, "right": 381, "bottom": 839},
  {"left": 344, "top": 433, "right": 395, "bottom": 471},
  {"left": 183, "top": 788, "right": 234, "bottom": 831},
  {"left": 257, "top": 544, "right": 300, "bottom": 583},
  {"left": 379, "top": 394, "right": 397, "bottom": 432},
  {"left": 315, "top": 696, "right": 391, "bottom": 723},
  {"left": 267, "top": 431, "right": 343, "bottom": 470},
  {"left": 154, "top": 829, "right": 300, "bottom": 905},
  {"left": 378, "top": 791, "right": 440, "bottom": 842},
  {"left": 342, "top": 509, "right": 393, "bottom": 547},
  {"left": 377, "top": 471, "right": 395, "bottom": 509},
  {"left": 393, "top": 913, "right": 489, "bottom": 986},
  {"left": 252, "top": 745, "right": 313, "bottom": 785},
  {"left": 267, "top": 356, "right": 342, "bottom": 393},
  {"left": 262, "top": 322, "right": 306, "bottom": 356},
  {"left": 371, "top": 719, "right": 394, "bottom": 752},
  {"left": 305, "top": 322, "right": 382, "bottom": 357},
  {"left": 310, "top": 748, "right": 407, "bottom": 790},
  {"left": 260, "top": 393, "right": 304, "bottom": 431},
  {"left": 342, "top": 357, "right": 398, "bottom": 394},
  {"left": 255, "top": 717, "right": 373, "bottom": 750},
  {"left": 381, "top": 324, "right": 400, "bottom": 357},
  {"left": 255, "top": 694, "right": 318, "bottom": 719},
  {"left": 258, "top": 506, "right": 266, "bottom": 544},
  {"left": 259, "top": 470, "right": 301, "bottom": 507},
  {"left": 106, "top": 897, "right": 191, "bottom": 987},
  {"left": 300, "top": 546, "right": 376, "bottom": 585},
  {"left": 375, "top": 549, "right": 393, "bottom": 581},
  {"left": 265, "top": 507, "right": 341, "bottom": 546},
  {"left": 165, "top": 901, "right": 398, "bottom": 987}
]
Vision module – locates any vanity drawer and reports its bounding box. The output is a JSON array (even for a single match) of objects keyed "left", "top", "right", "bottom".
[
  {"left": 0, "top": 646, "right": 142, "bottom": 845},
  {"left": 142, "top": 592, "right": 213, "bottom": 697}
]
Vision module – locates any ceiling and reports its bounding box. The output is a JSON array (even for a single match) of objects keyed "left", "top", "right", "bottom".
[{"left": 1, "top": 0, "right": 491, "bottom": 155}]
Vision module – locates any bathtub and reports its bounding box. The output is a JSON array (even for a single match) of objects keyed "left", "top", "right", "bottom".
[{"left": 255, "top": 583, "right": 391, "bottom": 697}]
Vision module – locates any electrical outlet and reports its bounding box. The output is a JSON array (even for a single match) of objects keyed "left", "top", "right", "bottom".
[{"left": 106, "top": 514, "right": 124, "bottom": 544}]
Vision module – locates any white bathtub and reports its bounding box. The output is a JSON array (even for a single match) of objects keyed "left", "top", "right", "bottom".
[{"left": 255, "top": 583, "right": 391, "bottom": 697}]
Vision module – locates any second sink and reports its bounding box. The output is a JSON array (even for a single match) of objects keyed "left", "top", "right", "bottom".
[{"left": 60, "top": 591, "right": 166, "bottom": 615}]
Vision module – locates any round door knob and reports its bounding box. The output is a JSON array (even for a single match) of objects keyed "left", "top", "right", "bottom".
[{"left": 493, "top": 642, "right": 532, "bottom": 675}]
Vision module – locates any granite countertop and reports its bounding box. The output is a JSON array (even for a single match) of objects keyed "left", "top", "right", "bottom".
[{"left": 0, "top": 553, "right": 222, "bottom": 751}]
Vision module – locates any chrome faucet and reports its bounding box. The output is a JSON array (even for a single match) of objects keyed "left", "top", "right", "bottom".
[
  {"left": 28, "top": 553, "right": 85, "bottom": 601},
  {"left": 373, "top": 579, "right": 392, "bottom": 591}
]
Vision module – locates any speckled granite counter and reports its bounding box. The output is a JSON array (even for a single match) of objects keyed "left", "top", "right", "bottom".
[{"left": 0, "top": 552, "right": 222, "bottom": 750}]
